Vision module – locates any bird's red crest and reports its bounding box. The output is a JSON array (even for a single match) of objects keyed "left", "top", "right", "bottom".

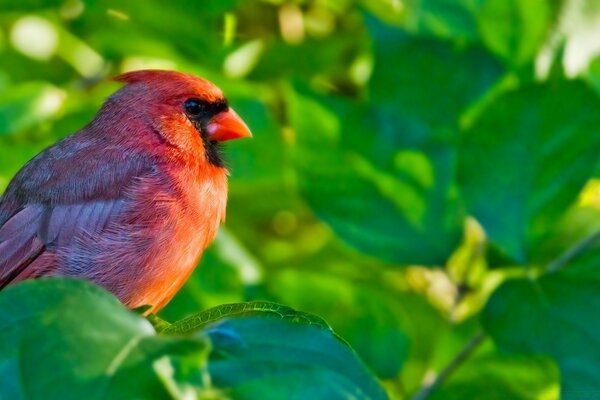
[
  {"left": 114, "top": 69, "right": 178, "bottom": 84},
  {"left": 113, "top": 69, "right": 224, "bottom": 103}
]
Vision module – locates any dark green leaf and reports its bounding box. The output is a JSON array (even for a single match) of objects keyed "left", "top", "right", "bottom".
[
  {"left": 368, "top": 19, "right": 504, "bottom": 133},
  {"left": 198, "top": 303, "right": 389, "bottom": 400},
  {"left": 0, "top": 278, "right": 210, "bottom": 400},
  {"left": 397, "top": 0, "right": 555, "bottom": 69},
  {"left": 287, "top": 87, "right": 460, "bottom": 265},
  {"left": 482, "top": 246, "right": 600, "bottom": 400},
  {"left": 287, "top": 21, "right": 503, "bottom": 265},
  {"left": 289, "top": 86, "right": 465, "bottom": 265},
  {"left": 459, "top": 80, "right": 600, "bottom": 261}
]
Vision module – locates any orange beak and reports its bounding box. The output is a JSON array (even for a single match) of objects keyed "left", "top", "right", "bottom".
[{"left": 206, "top": 108, "right": 252, "bottom": 141}]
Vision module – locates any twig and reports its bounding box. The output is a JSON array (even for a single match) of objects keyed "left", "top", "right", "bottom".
[
  {"left": 411, "top": 331, "right": 486, "bottom": 400},
  {"left": 546, "top": 227, "right": 600, "bottom": 273}
]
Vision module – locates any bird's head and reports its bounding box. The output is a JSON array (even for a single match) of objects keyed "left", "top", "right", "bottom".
[{"left": 111, "top": 69, "right": 252, "bottom": 167}]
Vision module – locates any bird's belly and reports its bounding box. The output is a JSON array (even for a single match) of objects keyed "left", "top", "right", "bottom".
[
  {"left": 128, "top": 209, "right": 221, "bottom": 312},
  {"left": 125, "top": 180, "right": 226, "bottom": 312}
]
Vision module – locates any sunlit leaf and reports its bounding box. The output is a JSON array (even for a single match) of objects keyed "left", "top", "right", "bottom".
[
  {"left": 477, "top": 0, "right": 552, "bottom": 66},
  {"left": 163, "top": 301, "right": 328, "bottom": 334}
]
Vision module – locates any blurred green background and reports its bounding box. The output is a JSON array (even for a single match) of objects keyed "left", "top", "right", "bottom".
[{"left": 2, "top": 0, "right": 600, "bottom": 399}]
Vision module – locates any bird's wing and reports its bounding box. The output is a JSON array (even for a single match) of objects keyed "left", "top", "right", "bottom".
[
  {"left": 0, "top": 200, "right": 126, "bottom": 284},
  {"left": 0, "top": 133, "right": 155, "bottom": 287},
  {"left": 0, "top": 205, "right": 46, "bottom": 283}
]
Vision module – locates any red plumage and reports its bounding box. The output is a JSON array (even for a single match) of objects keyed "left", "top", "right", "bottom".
[{"left": 0, "top": 70, "right": 251, "bottom": 312}]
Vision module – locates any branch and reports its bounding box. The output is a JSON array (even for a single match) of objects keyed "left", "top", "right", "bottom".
[
  {"left": 411, "top": 331, "right": 486, "bottom": 400},
  {"left": 546, "top": 227, "right": 600, "bottom": 273}
]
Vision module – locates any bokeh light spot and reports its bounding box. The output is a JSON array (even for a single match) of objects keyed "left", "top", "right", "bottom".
[
  {"left": 224, "top": 40, "right": 264, "bottom": 78},
  {"left": 10, "top": 16, "right": 58, "bottom": 61}
]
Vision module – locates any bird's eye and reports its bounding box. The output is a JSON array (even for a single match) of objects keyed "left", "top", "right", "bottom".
[{"left": 184, "top": 98, "right": 205, "bottom": 116}]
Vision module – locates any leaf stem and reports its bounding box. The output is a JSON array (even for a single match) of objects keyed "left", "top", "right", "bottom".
[
  {"left": 146, "top": 313, "right": 171, "bottom": 333},
  {"left": 411, "top": 331, "right": 486, "bottom": 400},
  {"left": 545, "top": 227, "right": 600, "bottom": 273}
]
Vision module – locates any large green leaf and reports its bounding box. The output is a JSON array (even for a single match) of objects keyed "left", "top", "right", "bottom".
[
  {"left": 288, "top": 87, "right": 456, "bottom": 265},
  {"left": 0, "top": 280, "right": 386, "bottom": 399},
  {"left": 368, "top": 19, "right": 504, "bottom": 134},
  {"left": 164, "top": 301, "right": 389, "bottom": 400},
  {"left": 0, "top": 278, "right": 210, "bottom": 400},
  {"left": 289, "top": 22, "right": 502, "bottom": 265},
  {"left": 482, "top": 246, "right": 600, "bottom": 400},
  {"left": 458, "top": 80, "right": 600, "bottom": 262}
]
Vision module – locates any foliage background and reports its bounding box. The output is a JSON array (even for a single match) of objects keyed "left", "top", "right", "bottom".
[{"left": 1, "top": 0, "right": 600, "bottom": 399}]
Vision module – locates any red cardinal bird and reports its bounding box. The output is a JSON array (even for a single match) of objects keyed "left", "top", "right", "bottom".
[{"left": 0, "top": 70, "right": 251, "bottom": 312}]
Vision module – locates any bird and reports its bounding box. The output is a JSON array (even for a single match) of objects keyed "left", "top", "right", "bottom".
[{"left": 0, "top": 69, "right": 251, "bottom": 313}]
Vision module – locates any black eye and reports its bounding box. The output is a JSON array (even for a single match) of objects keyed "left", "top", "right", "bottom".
[{"left": 184, "top": 98, "right": 205, "bottom": 116}]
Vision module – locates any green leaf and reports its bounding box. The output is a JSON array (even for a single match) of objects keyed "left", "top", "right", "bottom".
[
  {"left": 368, "top": 19, "right": 504, "bottom": 133},
  {"left": 197, "top": 302, "right": 390, "bottom": 400},
  {"left": 482, "top": 246, "right": 600, "bottom": 400},
  {"left": 0, "top": 278, "right": 210, "bottom": 400},
  {"left": 163, "top": 301, "right": 329, "bottom": 335},
  {"left": 0, "top": 281, "right": 387, "bottom": 399},
  {"left": 476, "top": 0, "right": 552, "bottom": 66},
  {"left": 458, "top": 80, "right": 600, "bottom": 262},
  {"left": 288, "top": 23, "right": 502, "bottom": 265},
  {"left": 289, "top": 87, "right": 462, "bottom": 265}
]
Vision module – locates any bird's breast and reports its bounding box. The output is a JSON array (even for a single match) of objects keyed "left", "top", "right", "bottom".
[{"left": 132, "top": 165, "right": 228, "bottom": 311}]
